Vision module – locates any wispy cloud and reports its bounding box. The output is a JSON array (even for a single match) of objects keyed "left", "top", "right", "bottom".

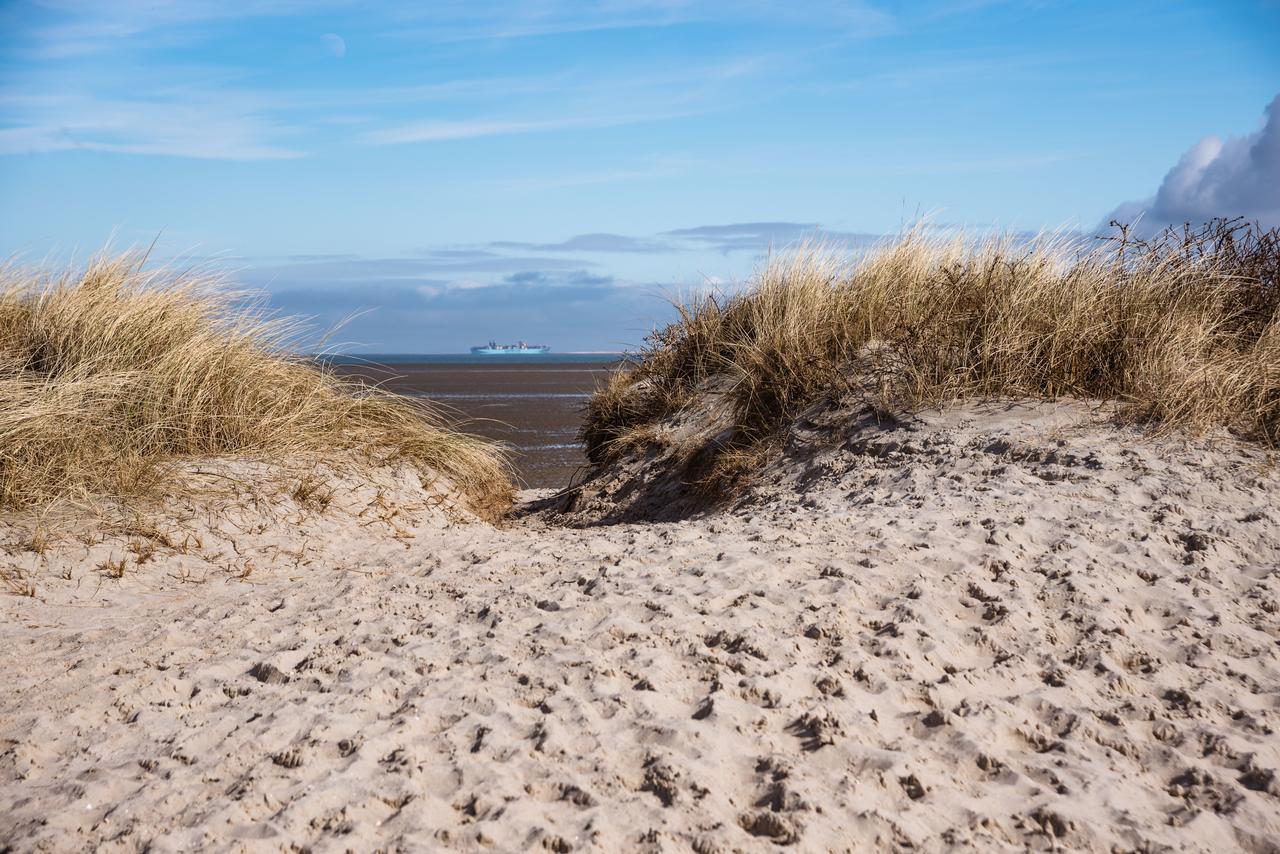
[
  {"left": 0, "top": 62, "right": 614, "bottom": 159},
  {"left": 12, "top": 0, "right": 892, "bottom": 64},
  {"left": 247, "top": 254, "right": 596, "bottom": 286},
  {"left": 0, "top": 3, "right": 816, "bottom": 160},
  {"left": 664, "top": 221, "right": 881, "bottom": 253},
  {"left": 383, "top": 1, "right": 894, "bottom": 45},
  {"left": 490, "top": 233, "right": 674, "bottom": 253},
  {"left": 458, "top": 222, "right": 885, "bottom": 262},
  {"left": 0, "top": 90, "right": 303, "bottom": 159},
  {"left": 362, "top": 109, "right": 696, "bottom": 145},
  {"left": 17, "top": 0, "right": 352, "bottom": 58}
]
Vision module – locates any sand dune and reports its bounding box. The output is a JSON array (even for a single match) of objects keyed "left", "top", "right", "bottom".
[{"left": 2, "top": 401, "right": 1279, "bottom": 852}]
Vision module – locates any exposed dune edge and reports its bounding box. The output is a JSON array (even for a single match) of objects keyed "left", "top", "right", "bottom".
[
  {"left": 553, "top": 386, "right": 1277, "bottom": 527},
  {"left": 3, "top": 401, "right": 1280, "bottom": 852}
]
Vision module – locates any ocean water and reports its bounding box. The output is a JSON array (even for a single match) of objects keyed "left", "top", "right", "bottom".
[
  {"left": 323, "top": 353, "right": 629, "bottom": 366},
  {"left": 326, "top": 354, "right": 627, "bottom": 489}
]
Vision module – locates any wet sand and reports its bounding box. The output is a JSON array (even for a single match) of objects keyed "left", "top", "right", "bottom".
[{"left": 331, "top": 357, "right": 622, "bottom": 488}]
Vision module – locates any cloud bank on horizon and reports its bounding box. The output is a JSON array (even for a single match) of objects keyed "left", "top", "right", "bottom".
[{"left": 244, "top": 220, "right": 876, "bottom": 352}]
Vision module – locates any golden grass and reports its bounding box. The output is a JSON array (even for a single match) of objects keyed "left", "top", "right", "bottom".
[
  {"left": 0, "top": 252, "right": 513, "bottom": 519},
  {"left": 584, "top": 219, "right": 1279, "bottom": 476}
]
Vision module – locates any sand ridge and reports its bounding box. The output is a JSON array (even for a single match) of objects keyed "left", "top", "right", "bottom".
[{"left": 2, "top": 402, "right": 1279, "bottom": 852}]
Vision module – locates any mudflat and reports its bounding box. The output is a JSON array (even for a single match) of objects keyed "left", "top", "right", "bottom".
[{"left": 331, "top": 357, "right": 620, "bottom": 489}]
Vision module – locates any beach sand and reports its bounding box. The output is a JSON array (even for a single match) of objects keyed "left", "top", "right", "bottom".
[{"left": 2, "top": 401, "right": 1279, "bottom": 852}]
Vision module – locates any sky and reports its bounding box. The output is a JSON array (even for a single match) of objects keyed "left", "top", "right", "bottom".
[{"left": 1, "top": 1, "right": 1278, "bottom": 352}]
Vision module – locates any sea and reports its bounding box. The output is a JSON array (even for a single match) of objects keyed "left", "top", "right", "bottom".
[{"left": 325, "top": 354, "right": 629, "bottom": 489}]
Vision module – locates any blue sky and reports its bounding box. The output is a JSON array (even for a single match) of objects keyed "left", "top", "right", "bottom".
[{"left": 1, "top": 1, "right": 1278, "bottom": 352}]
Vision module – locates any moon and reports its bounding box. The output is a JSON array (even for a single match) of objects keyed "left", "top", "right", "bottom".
[{"left": 321, "top": 33, "right": 346, "bottom": 59}]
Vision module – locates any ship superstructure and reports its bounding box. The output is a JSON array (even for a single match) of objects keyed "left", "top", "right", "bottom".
[{"left": 470, "top": 340, "right": 551, "bottom": 355}]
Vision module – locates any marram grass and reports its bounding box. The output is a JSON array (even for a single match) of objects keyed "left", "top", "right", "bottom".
[
  {"left": 585, "top": 220, "right": 1279, "bottom": 483},
  {"left": 0, "top": 253, "right": 513, "bottom": 519}
]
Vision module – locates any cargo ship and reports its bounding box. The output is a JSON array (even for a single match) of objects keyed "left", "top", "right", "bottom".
[{"left": 470, "top": 340, "right": 551, "bottom": 355}]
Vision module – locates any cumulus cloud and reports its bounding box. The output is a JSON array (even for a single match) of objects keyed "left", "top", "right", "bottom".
[{"left": 1107, "top": 94, "right": 1280, "bottom": 232}]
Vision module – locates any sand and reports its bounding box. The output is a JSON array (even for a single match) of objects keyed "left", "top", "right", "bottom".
[{"left": 2, "top": 401, "right": 1279, "bottom": 852}]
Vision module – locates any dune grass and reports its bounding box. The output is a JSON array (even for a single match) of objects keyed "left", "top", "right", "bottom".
[
  {"left": 584, "top": 219, "right": 1279, "bottom": 485},
  {"left": 0, "top": 252, "right": 513, "bottom": 520}
]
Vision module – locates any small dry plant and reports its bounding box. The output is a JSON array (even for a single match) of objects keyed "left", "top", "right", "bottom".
[
  {"left": 291, "top": 473, "right": 336, "bottom": 512},
  {"left": 1, "top": 566, "right": 36, "bottom": 596},
  {"left": 584, "top": 218, "right": 1279, "bottom": 483},
  {"left": 97, "top": 555, "right": 128, "bottom": 579},
  {"left": 19, "top": 525, "right": 50, "bottom": 556}
]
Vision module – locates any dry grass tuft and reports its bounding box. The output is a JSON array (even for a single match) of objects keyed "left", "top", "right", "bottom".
[
  {"left": 1, "top": 252, "right": 513, "bottom": 519},
  {"left": 584, "top": 219, "right": 1279, "bottom": 486},
  {"left": 97, "top": 555, "right": 128, "bottom": 579},
  {"left": 291, "top": 474, "right": 337, "bottom": 513},
  {"left": 1, "top": 568, "right": 36, "bottom": 597},
  {"left": 18, "top": 525, "right": 50, "bottom": 556}
]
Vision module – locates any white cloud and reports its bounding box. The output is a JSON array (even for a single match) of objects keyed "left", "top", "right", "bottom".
[
  {"left": 362, "top": 110, "right": 693, "bottom": 145},
  {"left": 382, "top": 1, "right": 894, "bottom": 44},
  {"left": 444, "top": 278, "right": 492, "bottom": 291},
  {"left": 1107, "top": 94, "right": 1280, "bottom": 231},
  {"left": 364, "top": 117, "right": 586, "bottom": 145},
  {"left": 0, "top": 91, "right": 303, "bottom": 160},
  {"left": 20, "top": 0, "right": 352, "bottom": 58},
  {"left": 0, "top": 1, "right": 896, "bottom": 163}
]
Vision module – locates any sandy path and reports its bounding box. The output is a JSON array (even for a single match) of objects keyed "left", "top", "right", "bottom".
[{"left": 2, "top": 404, "right": 1279, "bottom": 852}]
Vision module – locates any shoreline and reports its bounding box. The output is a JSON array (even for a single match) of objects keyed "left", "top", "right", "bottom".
[{"left": 328, "top": 358, "right": 618, "bottom": 489}]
